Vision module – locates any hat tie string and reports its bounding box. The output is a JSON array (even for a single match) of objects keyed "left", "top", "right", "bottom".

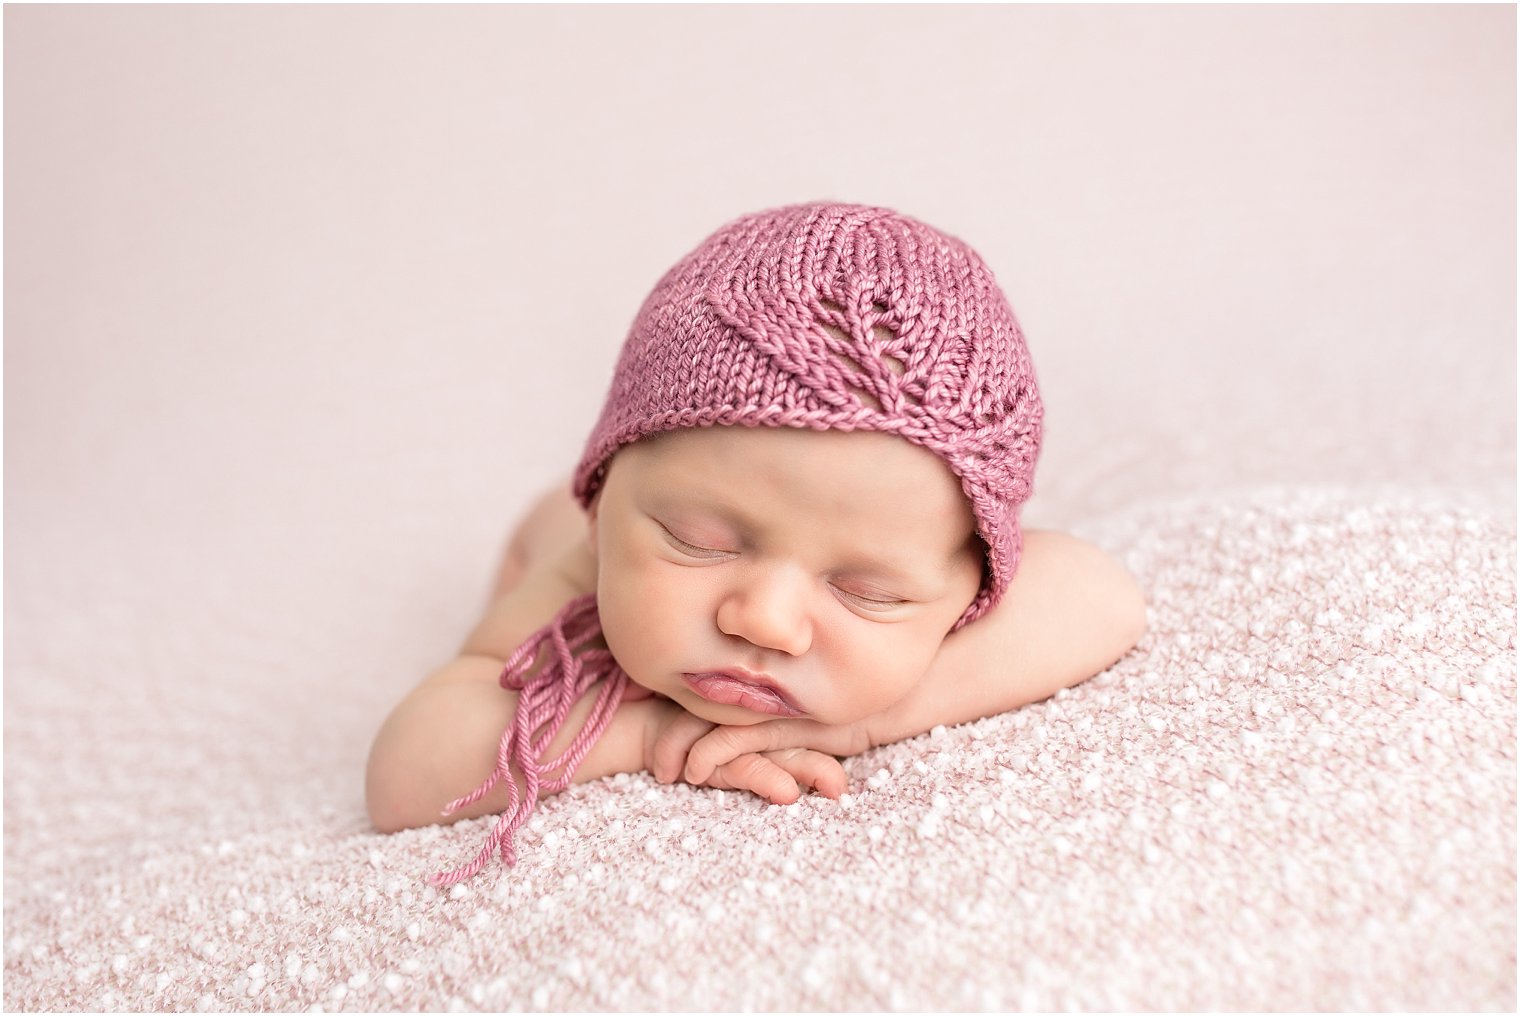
[{"left": 428, "top": 593, "right": 626, "bottom": 888}]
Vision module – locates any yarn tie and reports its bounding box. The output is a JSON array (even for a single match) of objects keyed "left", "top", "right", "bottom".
[{"left": 429, "top": 593, "right": 627, "bottom": 888}]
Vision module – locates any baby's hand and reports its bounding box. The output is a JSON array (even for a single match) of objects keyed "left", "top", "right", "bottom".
[
  {"left": 643, "top": 705, "right": 848, "bottom": 803},
  {"left": 705, "top": 747, "right": 848, "bottom": 803},
  {"left": 680, "top": 718, "right": 875, "bottom": 789}
]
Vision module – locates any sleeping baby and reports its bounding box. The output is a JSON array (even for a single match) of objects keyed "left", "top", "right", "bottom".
[{"left": 365, "top": 201, "right": 1147, "bottom": 886}]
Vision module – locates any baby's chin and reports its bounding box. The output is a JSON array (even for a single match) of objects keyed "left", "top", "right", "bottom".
[
  {"left": 701, "top": 707, "right": 778, "bottom": 726},
  {"left": 616, "top": 680, "right": 661, "bottom": 703}
]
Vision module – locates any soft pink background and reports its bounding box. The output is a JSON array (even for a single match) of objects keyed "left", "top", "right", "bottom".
[
  {"left": 4, "top": 6, "right": 1515, "bottom": 1011},
  {"left": 6, "top": 7, "right": 1514, "bottom": 627}
]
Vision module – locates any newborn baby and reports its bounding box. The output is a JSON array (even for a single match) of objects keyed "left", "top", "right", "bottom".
[{"left": 366, "top": 202, "right": 1147, "bottom": 886}]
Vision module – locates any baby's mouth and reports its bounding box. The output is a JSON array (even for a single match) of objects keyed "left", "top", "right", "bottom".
[{"left": 680, "top": 670, "right": 804, "bottom": 718}]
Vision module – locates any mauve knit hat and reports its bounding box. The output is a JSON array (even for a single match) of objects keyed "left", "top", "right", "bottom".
[{"left": 573, "top": 201, "right": 1043, "bottom": 627}]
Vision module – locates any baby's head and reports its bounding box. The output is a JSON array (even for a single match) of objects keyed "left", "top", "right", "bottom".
[{"left": 573, "top": 202, "right": 1042, "bottom": 724}]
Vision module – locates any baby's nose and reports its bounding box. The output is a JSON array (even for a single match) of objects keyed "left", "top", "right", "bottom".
[{"left": 715, "top": 569, "right": 813, "bottom": 657}]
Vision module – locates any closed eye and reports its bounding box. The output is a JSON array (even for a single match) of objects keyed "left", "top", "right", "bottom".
[
  {"left": 832, "top": 585, "right": 909, "bottom": 612},
  {"left": 659, "top": 524, "right": 735, "bottom": 561}
]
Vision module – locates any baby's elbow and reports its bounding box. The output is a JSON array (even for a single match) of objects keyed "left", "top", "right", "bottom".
[
  {"left": 1100, "top": 550, "right": 1143, "bottom": 663},
  {"left": 1110, "top": 562, "right": 1148, "bottom": 658},
  {"left": 365, "top": 755, "right": 408, "bottom": 835},
  {"left": 1069, "top": 535, "right": 1146, "bottom": 668},
  {"left": 365, "top": 733, "right": 435, "bottom": 835}
]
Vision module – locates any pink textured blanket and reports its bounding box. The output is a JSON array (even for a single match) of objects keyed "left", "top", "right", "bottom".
[{"left": 5, "top": 486, "right": 1513, "bottom": 1010}]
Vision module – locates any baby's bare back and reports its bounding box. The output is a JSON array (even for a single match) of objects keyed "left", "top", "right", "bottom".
[{"left": 492, "top": 481, "right": 591, "bottom": 599}]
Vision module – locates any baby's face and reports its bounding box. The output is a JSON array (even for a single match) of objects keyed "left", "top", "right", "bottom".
[{"left": 590, "top": 426, "right": 982, "bottom": 727}]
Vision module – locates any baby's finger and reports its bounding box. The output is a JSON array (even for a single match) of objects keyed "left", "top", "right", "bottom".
[
  {"left": 764, "top": 749, "right": 848, "bottom": 800},
  {"left": 649, "top": 709, "right": 716, "bottom": 784},
  {"left": 715, "top": 754, "right": 802, "bottom": 806},
  {"left": 683, "top": 720, "right": 811, "bottom": 785}
]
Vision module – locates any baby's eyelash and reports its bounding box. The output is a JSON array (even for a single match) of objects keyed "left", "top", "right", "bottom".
[
  {"left": 835, "top": 586, "right": 908, "bottom": 611},
  {"left": 659, "top": 525, "right": 732, "bottom": 560}
]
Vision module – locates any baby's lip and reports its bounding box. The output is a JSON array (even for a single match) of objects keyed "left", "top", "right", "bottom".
[{"left": 681, "top": 668, "right": 804, "bottom": 717}]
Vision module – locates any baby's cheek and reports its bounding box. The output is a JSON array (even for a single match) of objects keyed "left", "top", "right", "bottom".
[
  {"left": 853, "top": 628, "right": 943, "bottom": 713},
  {"left": 599, "top": 562, "right": 694, "bottom": 670}
]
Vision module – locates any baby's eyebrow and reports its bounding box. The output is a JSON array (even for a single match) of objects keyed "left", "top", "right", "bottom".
[
  {"left": 834, "top": 556, "right": 944, "bottom": 593},
  {"left": 642, "top": 488, "right": 746, "bottom": 527}
]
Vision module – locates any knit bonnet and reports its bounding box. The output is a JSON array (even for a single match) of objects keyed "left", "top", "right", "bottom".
[{"left": 572, "top": 201, "right": 1043, "bottom": 627}]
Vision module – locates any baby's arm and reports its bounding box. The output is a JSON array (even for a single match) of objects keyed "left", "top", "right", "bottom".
[
  {"left": 869, "top": 529, "right": 1145, "bottom": 743},
  {"left": 678, "top": 529, "right": 1146, "bottom": 782},
  {"left": 365, "top": 542, "right": 654, "bottom": 833}
]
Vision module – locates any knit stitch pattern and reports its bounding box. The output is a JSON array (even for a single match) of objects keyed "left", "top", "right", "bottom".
[{"left": 573, "top": 202, "right": 1043, "bottom": 628}]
